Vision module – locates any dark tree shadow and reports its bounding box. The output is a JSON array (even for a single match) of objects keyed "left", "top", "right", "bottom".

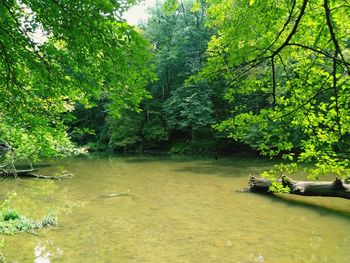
[
  {"left": 250, "top": 191, "right": 350, "bottom": 220},
  {"left": 172, "top": 159, "right": 272, "bottom": 178}
]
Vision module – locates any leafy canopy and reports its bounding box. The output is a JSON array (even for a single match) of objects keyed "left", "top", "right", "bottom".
[
  {"left": 203, "top": 0, "right": 350, "bottom": 179},
  {"left": 0, "top": 0, "right": 154, "bottom": 159}
]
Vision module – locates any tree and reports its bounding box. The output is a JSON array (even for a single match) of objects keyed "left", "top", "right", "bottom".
[
  {"left": 0, "top": 0, "right": 154, "bottom": 160},
  {"left": 203, "top": 0, "right": 350, "bottom": 179},
  {"left": 163, "top": 83, "right": 214, "bottom": 142},
  {"left": 143, "top": 0, "right": 216, "bottom": 144},
  {"left": 103, "top": 0, "right": 218, "bottom": 151}
]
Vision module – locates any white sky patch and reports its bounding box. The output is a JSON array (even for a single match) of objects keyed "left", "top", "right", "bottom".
[
  {"left": 19, "top": 4, "right": 48, "bottom": 45},
  {"left": 124, "top": 0, "right": 157, "bottom": 25}
]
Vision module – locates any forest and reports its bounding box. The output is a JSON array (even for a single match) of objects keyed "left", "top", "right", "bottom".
[
  {"left": 1, "top": 0, "right": 350, "bottom": 190},
  {"left": 1, "top": 0, "right": 350, "bottom": 260},
  {"left": 74, "top": 0, "right": 350, "bottom": 184}
]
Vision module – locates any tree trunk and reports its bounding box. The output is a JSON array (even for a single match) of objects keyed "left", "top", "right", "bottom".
[{"left": 247, "top": 176, "right": 350, "bottom": 199}]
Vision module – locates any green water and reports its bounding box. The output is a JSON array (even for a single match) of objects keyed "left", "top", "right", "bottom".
[{"left": 0, "top": 155, "right": 350, "bottom": 262}]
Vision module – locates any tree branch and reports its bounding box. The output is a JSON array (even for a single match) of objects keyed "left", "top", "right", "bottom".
[
  {"left": 332, "top": 52, "right": 342, "bottom": 135},
  {"left": 324, "top": 0, "right": 343, "bottom": 134},
  {"left": 224, "top": 0, "right": 308, "bottom": 85},
  {"left": 285, "top": 43, "right": 350, "bottom": 67},
  {"left": 271, "top": 56, "right": 276, "bottom": 106},
  {"left": 273, "top": 0, "right": 308, "bottom": 55},
  {"left": 1, "top": 0, "right": 50, "bottom": 68},
  {"left": 257, "top": 0, "right": 297, "bottom": 59},
  {"left": 324, "top": 0, "right": 350, "bottom": 74}
]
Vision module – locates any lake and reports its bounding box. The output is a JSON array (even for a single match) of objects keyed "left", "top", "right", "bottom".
[{"left": 1, "top": 155, "right": 350, "bottom": 262}]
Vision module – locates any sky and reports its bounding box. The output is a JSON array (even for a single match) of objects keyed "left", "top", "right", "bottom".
[
  {"left": 124, "top": 0, "right": 158, "bottom": 25},
  {"left": 29, "top": 0, "right": 157, "bottom": 44}
]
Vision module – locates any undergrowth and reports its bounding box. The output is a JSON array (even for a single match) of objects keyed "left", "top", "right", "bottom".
[{"left": 0, "top": 193, "right": 57, "bottom": 235}]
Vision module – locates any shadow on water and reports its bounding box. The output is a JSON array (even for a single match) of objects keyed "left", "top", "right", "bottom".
[
  {"left": 122, "top": 155, "right": 203, "bottom": 164},
  {"left": 173, "top": 165, "right": 249, "bottom": 178},
  {"left": 253, "top": 192, "right": 350, "bottom": 220},
  {"left": 172, "top": 160, "right": 272, "bottom": 178},
  {"left": 121, "top": 154, "right": 275, "bottom": 165}
]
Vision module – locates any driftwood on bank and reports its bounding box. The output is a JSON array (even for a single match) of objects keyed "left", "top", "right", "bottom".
[
  {"left": 0, "top": 169, "right": 73, "bottom": 180},
  {"left": 247, "top": 175, "right": 350, "bottom": 199}
]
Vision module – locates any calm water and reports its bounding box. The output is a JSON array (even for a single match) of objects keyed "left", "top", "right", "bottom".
[{"left": 0, "top": 155, "right": 350, "bottom": 262}]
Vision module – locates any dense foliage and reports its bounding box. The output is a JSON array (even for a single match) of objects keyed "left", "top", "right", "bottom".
[
  {"left": 72, "top": 0, "right": 232, "bottom": 153},
  {"left": 3, "top": 0, "right": 350, "bottom": 180},
  {"left": 0, "top": 0, "right": 153, "bottom": 160},
  {"left": 202, "top": 0, "right": 350, "bottom": 178}
]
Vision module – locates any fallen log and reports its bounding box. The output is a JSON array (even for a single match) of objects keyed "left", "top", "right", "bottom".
[
  {"left": 0, "top": 169, "right": 73, "bottom": 180},
  {"left": 247, "top": 175, "right": 350, "bottom": 199},
  {"left": 0, "top": 169, "right": 38, "bottom": 177},
  {"left": 21, "top": 173, "right": 73, "bottom": 180}
]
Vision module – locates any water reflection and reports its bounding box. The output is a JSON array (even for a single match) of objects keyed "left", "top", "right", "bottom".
[{"left": 34, "top": 240, "right": 63, "bottom": 263}]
